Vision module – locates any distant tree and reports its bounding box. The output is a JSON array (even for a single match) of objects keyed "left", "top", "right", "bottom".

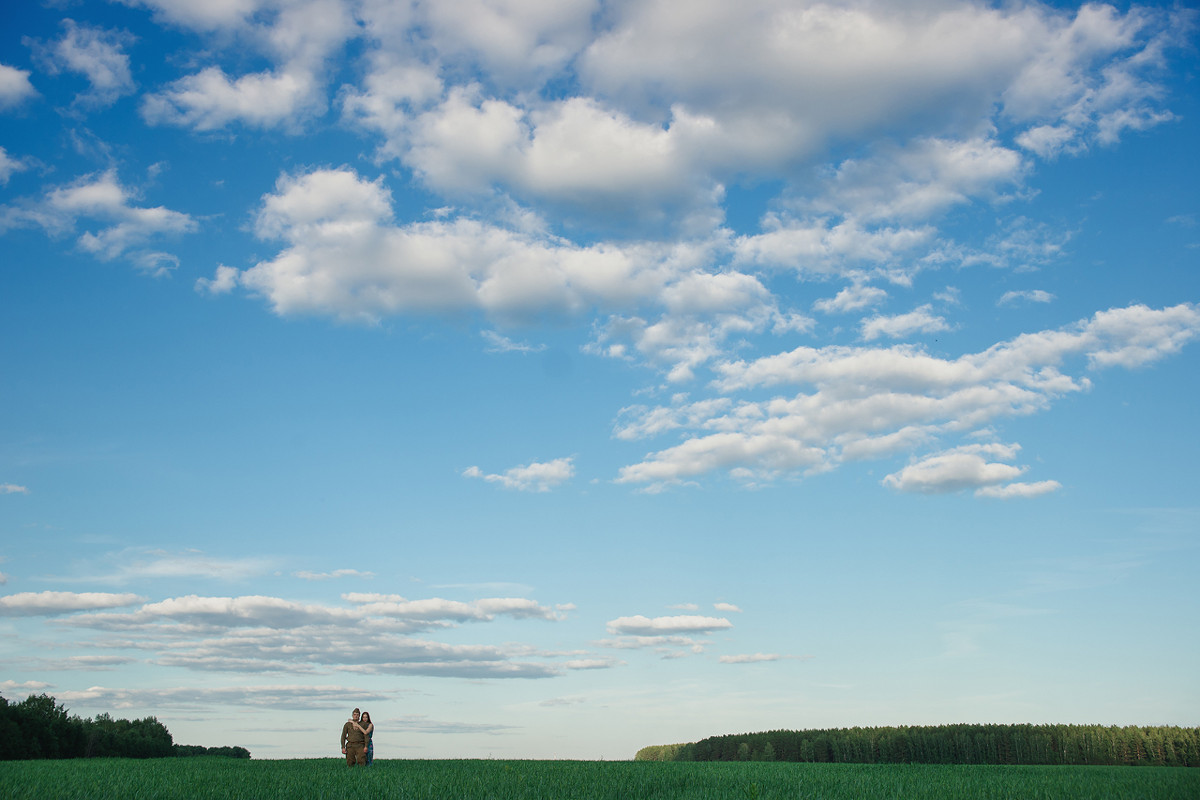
[
  {"left": 643, "top": 724, "right": 1200, "bottom": 767},
  {"left": 0, "top": 691, "right": 248, "bottom": 762},
  {"left": 11, "top": 694, "right": 85, "bottom": 759},
  {"left": 173, "top": 744, "right": 251, "bottom": 759}
]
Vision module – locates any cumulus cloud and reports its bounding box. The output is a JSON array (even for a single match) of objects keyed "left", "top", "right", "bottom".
[
  {"left": 139, "top": 0, "right": 356, "bottom": 130},
  {"left": 228, "top": 166, "right": 698, "bottom": 324},
  {"left": 606, "top": 615, "right": 732, "bottom": 636},
  {"left": 115, "top": 0, "right": 268, "bottom": 32},
  {"left": 58, "top": 684, "right": 390, "bottom": 711},
  {"left": 733, "top": 217, "right": 935, "bottom": 277},
  {"left": 294, "top": 568, "right": 375, "bottom": 581},
  {"left": 814, "top": 285, "right": 888, "bottom": 314},
  {"left": 1, "top": 679, "right": 52, "bottom": 692},
  {"left": 41, "top": 588, "right": 589, "bottom": 680},
  {"left": 0, "top": 170, "right": 195, "bottom": 272},
  {"left": 807, "top": 137, "right": 1027, "bottom": 222},
  {"left": 719, "top": 653, "right": 781, "bottom": 664},
  {"left": 29, "top": 20, "right": 136, "bottom": 108},
  {"left": 882, "top": 443, "right": 1028, "bottom": 495},
  {"left": 598, "top": 611, "right": 742, "bottom": 659},
  {"left": 1003, "top": 3, "right": 1187, "bottom": 152},
  {"left": 0, "top": 63, "right": 37, "bottom": 108},
  {"left": 999, "top": 289, "right": 1055, "bottom": 306},
  {"left": 0, "top": 591, "right": 146, "bottom": 616},
  {"left": 323, "top": 1, "right": 1193, "bottom": 250},
  {"left": 598, "top": 634, "right": 709, "bottom": 655},
  {"left": 195, "top": 265, "right": 239, "bottom": 295},
  {"left": 404, "top": 0, "right": 597, "bottom": 90},
  {"left": 343, "top": 593, "right": 565, "bottom": 622},
  {"left": 616, "top": 304, "right": 1199, "bottom": 491},
  {"left": 142, "top": 66, "right": 321, "bottom": 130},
  {"left": 0, "top": 147, "right": 32, "bottom": 185},
  {"left": 976, "top": 480, "right": 1063, "bottom": 499},
  {"left": 463, "top": 457, "right": 575, "bottom": 492},
  {"left": 860, "top": 305, "right": 951, "bottom": 341}
]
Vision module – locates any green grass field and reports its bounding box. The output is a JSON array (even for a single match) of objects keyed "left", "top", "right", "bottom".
[{"left": 2, "top": 757, "right": 1197, "bottom": 799}]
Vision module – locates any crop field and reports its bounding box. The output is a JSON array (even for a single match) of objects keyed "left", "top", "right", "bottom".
[{"left": 2, "top": 757, "right": 1197, "bottom": 799}]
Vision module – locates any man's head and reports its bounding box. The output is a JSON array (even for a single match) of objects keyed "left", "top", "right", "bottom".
[{"left": 353, "top": 708, "right": 360, "bottom": 721}]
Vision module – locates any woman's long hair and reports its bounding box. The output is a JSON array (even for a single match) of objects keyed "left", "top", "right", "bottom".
[{"left": 360, "top": 711, "right": 372, "bottom": 727}]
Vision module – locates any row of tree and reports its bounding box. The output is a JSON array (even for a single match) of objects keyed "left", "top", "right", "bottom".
[
  {"left": 0, "top": 693, "right": 249, "bottom": 760},
  {"left": 638, "top": 724, "right": 1200, "bottom": 767}
]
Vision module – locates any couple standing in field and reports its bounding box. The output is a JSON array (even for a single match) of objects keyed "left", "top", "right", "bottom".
[{"left": 340, "top": 707, "right": 375, "bottom": 766}]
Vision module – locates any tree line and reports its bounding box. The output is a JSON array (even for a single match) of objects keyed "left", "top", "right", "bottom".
[
  {"left": 637, "top": 724, "right": 1200, "bottom": 767},
  {"left": 0, "top": 693, "right": 249, "bottom": 760}
]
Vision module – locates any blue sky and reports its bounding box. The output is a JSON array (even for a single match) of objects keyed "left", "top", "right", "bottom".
[{"left": 1, "top": 0, "right": 1197, "bottom": 760}]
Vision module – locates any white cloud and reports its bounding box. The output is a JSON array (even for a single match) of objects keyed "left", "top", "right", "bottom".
[
  {"left": 117, "top": 0, "right": 268, "bottom": 31},
  {"left": 1081, "top": 304, "right": 1200, "bottom": 369},
  {"left": 616, "top": 304, "right": 1199, "bottom": 491},
  {"left": 860, "top": 305, "right": 950, "bottom": 341},
  {"left": 93, "top": 549, "right": 276, "bottom": 583},
  {"left": 58, "top": 683, "right": 390, "bottom": 711},
  {"left": 976, "top": 480, "right": 1062, "bottom": 499},
  {"left": 591, "top": 298, "right": 808, "bottom": 384},
  {"left": 713, "top": 603, "right": 742, "bottom": 613},
  {"left": 234, "top": 166, "right": 692, "bottom": 324},
  {"left": 605, "top": 615, "right": 732, "bottom": 636},
  {"left": 481, "top": 330, "right": 545, "bottom": 354},
  {"left": 615, "top": 431, "right": 827, "bottom": 491},
  {"left": 734, "top": 217, "right": 935, "bottom": 277},
  {"left": 88, "top": 594, "right": 358, "bottom": 628},
  {"left": 0, "top": 591, "right": 146, "bottom": 616},
  {"left": 463, "top": 457, "right": 575, "bottom": 492},
  {"left": 345, "top": 593, "right": 564, "bottom": 622},
  {"left": 577, "top": 2, "right": 1184, "bottom": 181},
  {"left": 999, "top": 289, "right": 1055, "bottom": 306},
  {"left": 719, "top": 653, "right": 781, "bottom": 664},
  {"left": 814, "top": 285, "right": 888, "bottom": 314},
  {"left": 882, "top": 443, "right": 1027, "bottom": 495},
  {"left": 196, "top": 265, "right": 240, "bottom": 295},
  {"left": 808, "top": 137, "right": 1027, "bottom": 222},
  {"left": 598, "top": 634, "right": 706, "bottom": 652},
  {"left": 0, "top": 63, "right": 37, "bottom": 108},
  {"left": 293, "top": 569, "right": 375, "bottom": 581},
  {"left": 325, "top": 1, "right": 1192, "bottom": 244},
  {"left": 581, "top": 1, "right": 1025, "bottom": 156},
  {"left": 1016, "top": 124, "right": 1077, "bottom": 158},
  {"left": 613, "top": 398, "right": 734, "bottom": 442},
  {"left": 405, "top": 0, "right": 597, "bottom": 89},
  {"left": 1002, "top": 3, "right": 1186, "bottom": 151},
  {"left": 1, "top": 483, "right": 30, "bottom": 494},
  {"left": 1, "top": 679, "right": 52, "bottom": 692},
  {"left": 33, "top": 20, "right": 136, "bottom": 108},
  {"left": 138, "top": 0, "right": 356, "bottom": 130},
  {"left": 0, "top": 147, "right": 32, "bottom": 185},
  {"left": 1, "top": 170, "right": 196, "bottom": 271},
  {"left": 45, "top": 588, "right": 587, "bottom": 679},
  {"left": 142, "top": 66, "right": 321, "bottom": 130}
]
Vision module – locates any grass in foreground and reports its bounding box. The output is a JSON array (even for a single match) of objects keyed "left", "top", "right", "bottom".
[{"left": 2, "top": 757, "right": 1198, "bottom": 799}]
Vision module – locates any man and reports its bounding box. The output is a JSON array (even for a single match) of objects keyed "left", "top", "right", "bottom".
[{"left": 341, "top": 708, "right": 367, "bottom": 766}]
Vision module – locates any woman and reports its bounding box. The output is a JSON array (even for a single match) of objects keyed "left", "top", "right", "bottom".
[{"left": 359, "top": 711, "right": 374, "bottom": 766}]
